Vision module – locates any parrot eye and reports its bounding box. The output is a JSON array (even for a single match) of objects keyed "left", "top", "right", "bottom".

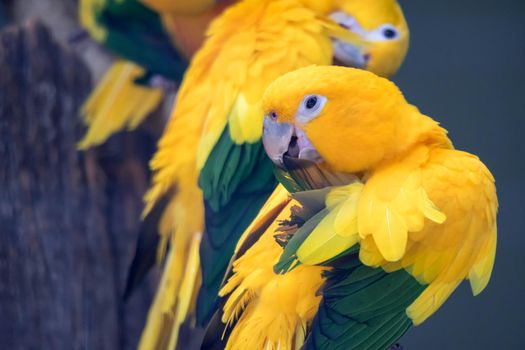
[
  {"left": 269, "top": 111, "right": 278, "bottom": 121},
  {"left": 382, "top": 27, "right": 398, "bottom": 39},
  {"left": 305, "top": 96, "right": 318, "bottom": 109},
  {"left": 297, "top": 94, "right": 327, "bottom": 123},
  {"left": 367, "top": 24, "right": 400, "bottom": 42}
]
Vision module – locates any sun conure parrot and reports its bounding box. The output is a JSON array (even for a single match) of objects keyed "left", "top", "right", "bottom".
[
  {"left": 77, "top": 0, "right": 234, "bottom": 148},
  {"left": 134, "top": 0, "right": 410, "bottom": 348},
  {"left": 211, "top": 65, "right": 498, "bottom": 350}
]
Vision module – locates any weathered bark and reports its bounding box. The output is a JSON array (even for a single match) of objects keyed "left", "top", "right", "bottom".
[{"left": 0, "top": 20, "right": 155, "bottom": 350}]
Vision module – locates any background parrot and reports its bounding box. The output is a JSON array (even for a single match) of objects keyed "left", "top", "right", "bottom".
[
  {"left": 133, "top": 0, "right": 410, "bottom": 348},
  {"left": 210, "top": 65, "right": 497, "bottom": 349},
  {"left": 77, "top": 0, "right": 234, "bottom": 148}
]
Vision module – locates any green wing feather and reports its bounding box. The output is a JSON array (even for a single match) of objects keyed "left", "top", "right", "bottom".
[
  {"left": 84, "top": 0, "right": 187, "bottom": 80},
  {"left": 196, "top": 126, "right": 277, "bottom": 325},
  {"left": 304, "top": 254, "right": 425, "bottom": 350}
]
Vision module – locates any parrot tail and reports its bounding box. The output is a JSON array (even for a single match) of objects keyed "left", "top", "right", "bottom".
[
  {"left": 138, "top": 231, "right": 202, "bottom": 350},
  {"left": 78, "top": 60, "right": 164, "bottom": 149}
]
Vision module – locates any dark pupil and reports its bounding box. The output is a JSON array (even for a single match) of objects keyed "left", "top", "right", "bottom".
[
  {"left": 306, "top": 96, "right": 318, "bottom": 109},
  {"left": 383, "top": 28, "right": 397, "bottom": 39}
]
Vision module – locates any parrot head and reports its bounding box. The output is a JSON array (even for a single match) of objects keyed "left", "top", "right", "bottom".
[
  {"left": 262, "top": 66, "right": 448, "bottom": 174},
  {"left": 302, "top": 0, "right": 410, "bottom": 78}
]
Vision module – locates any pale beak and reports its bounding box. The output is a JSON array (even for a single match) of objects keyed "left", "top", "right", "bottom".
[
  {"left": 332, "top": 40, "right": 369, "bottom": 69},
  {"left": 324, "top": 14, "right": 369, "bottom": 69},
  {"left": 262, "top": 116, "right": 322, "bottom": 168}
]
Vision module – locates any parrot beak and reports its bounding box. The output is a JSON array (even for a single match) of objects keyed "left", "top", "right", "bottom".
[
  {"left": 332, "top": 40, "right": 369, "bottom": 69},
  {"left": 262, "top": 116, "right": 322, "bottom": 167},
  {"left": 325, "top": 13, "right": 369, "bottom": 69}
]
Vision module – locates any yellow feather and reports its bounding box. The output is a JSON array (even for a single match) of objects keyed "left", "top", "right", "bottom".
[
  {"left": 297, "top": 183, "right": 363, "bottom": 266},
  {"left": 78, "top": 61, "right": 163, "bottom": 149},
  {"left": 407, "top": 280, "right": 461, "bottom": 325},
  {"left": 358, "top": 236, "right": 385, "bottom": 267},
  {"left": 138, "top": 248, "right": 181, "bottom": 350},
  {"left": 232, "top": 184, "right": 291, "bottom": 256},
  {"left": 221, "top": 199, "right": 325, "bottom": 350},
  {"left": 79, "top": 0, "right": 107, "bottom": 43},
  {"left": 355, "top": 147, "right": 496, "bottom": 324},
  {"left": 138, "top": 230, "right": 203, "bottom": 350},
  {"left": 468, "top": 226, "right": 497, "bottom": 295},
  {"left": 358, "top": 146, "right": 447, "bottom": 262},
  {"left": 387, "top": 149, "right": 496, "bottom": 324},
  {"left": 297, "top": 210, "right": 357, "bottom": 266}
]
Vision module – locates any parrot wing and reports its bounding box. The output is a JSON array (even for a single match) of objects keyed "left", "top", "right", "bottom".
[
  {"left": 393, "top": 148, "right": 497, "bottom": 325},
  {"left": 269, "top": 161, "right": 427, "bottom": 350},
  {"left": 211, "top": 160, "right": 425, "bottom": 350},
  {"left": 357, "top": 145, "right": 447, "bottom": 264},
  {"left": 303, "top": 253, "right": 425, "bottom": 350},
  {"left": 358, "top": 146, "right": 497, "bottom": 325}
]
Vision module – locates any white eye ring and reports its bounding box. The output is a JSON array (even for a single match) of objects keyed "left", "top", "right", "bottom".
[
  {"left": 296, "top": 94, "right": 327, "bottom": 123},
  {"left": 366, "top": 24, "right": 400, "bottom": 42}
]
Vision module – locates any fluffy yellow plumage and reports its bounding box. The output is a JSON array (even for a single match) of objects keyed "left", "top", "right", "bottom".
[
  {"left": 261, "top": 65, "right": 498, "bottom": 328},
  {"left": 78, "top": 61, "right": 163, "bottom": 149},
  {"left": 220, "top": 188, "right": 325, "bottom": 350}
]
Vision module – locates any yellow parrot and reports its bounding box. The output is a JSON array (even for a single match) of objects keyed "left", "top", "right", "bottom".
[
  {"left": 213, "top": 65, "right": 498, "bottom": 350},
  {"left": 135, "top": 0, "right": 410, "bottom": 349},
  {"left": 132, "top": 0, "right": 409, "bottom": 349},
  {"left": 77, "top": 0, "right": 234, "bottom": 148}
]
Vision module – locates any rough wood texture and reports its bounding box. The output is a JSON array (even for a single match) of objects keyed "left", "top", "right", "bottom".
[{"left": 0, "top": 20, "right": 155, "bottom": 350}]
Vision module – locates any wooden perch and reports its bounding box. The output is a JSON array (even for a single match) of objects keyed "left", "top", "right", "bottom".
[{"left": 0, "top": 20, "right": 157, "bottom": 349}]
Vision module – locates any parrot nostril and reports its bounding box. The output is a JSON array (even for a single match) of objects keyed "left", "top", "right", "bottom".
[{"left": 338, "top": 22, "right": 351, "bottom": 30}]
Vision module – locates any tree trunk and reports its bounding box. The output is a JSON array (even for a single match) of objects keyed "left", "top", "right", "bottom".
[{"left": 0, "top": 20, "right": 155, "bottom": 350}]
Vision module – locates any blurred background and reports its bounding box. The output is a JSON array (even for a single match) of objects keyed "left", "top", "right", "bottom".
[
  {"left": 0, "top": 0, "right": 524, "bottom": 349},
  {"left": 396, "top": 1, "right": 525, "bottom": 348}
]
